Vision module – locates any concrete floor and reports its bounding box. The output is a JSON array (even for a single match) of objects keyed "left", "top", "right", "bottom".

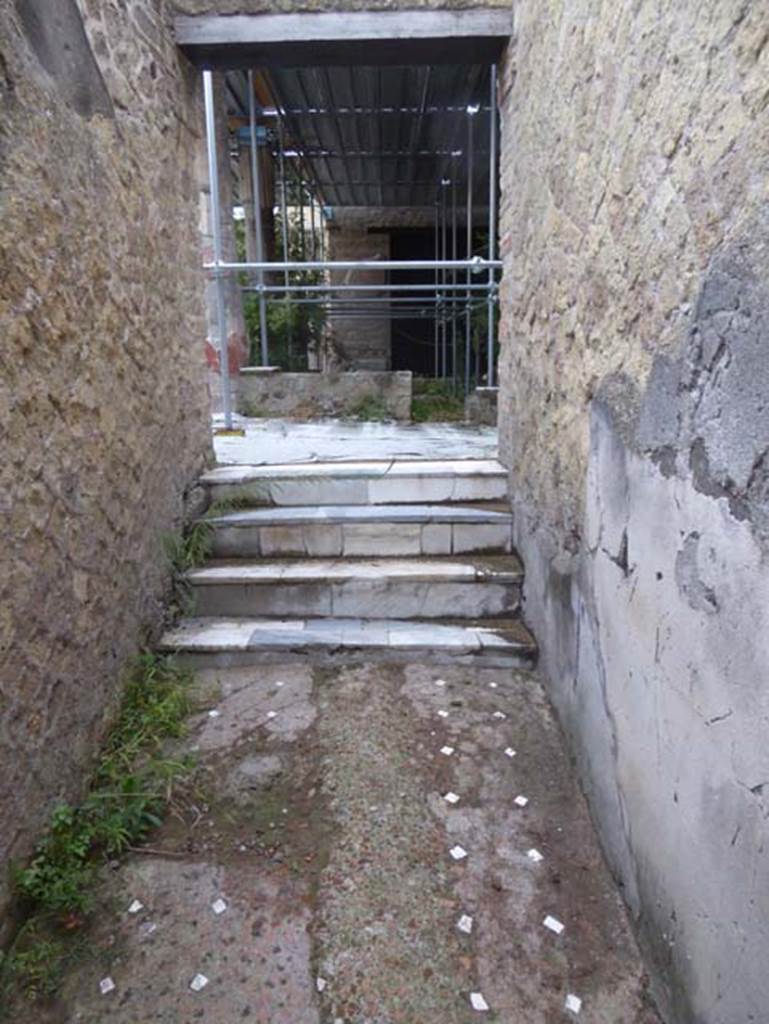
[
  {"left": 14, "top": 661, "right": 659, "bottom": 1023},
  {"left": 212, "top": 416, "right": 499, "bottom": 466}
]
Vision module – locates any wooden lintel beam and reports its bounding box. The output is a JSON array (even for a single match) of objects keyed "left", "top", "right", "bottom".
[{"left": 174, "top": 9, "right": 512, "bottom": 68}]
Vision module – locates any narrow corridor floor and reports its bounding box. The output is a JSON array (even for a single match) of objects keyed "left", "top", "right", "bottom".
[{"left": 20, "top": 662, "right": 658, "bottom": 1023}]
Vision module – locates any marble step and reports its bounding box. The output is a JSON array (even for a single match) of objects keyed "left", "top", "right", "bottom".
[
  {"left": 159, "top": 616, "right": 537, "bottom": 669},
  {"left": 202, "top": 458, "right": 507, "bottom": 507},
  {"left": 188, "top": 556, "right": 523, "bottom": 620},
  {"left": 207, "top": 503, "right": 514, "bottom": 558}
]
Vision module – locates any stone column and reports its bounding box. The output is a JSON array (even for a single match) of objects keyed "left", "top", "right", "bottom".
[{"left": 325, "top": 209, "right": 391, "bottom": 370}]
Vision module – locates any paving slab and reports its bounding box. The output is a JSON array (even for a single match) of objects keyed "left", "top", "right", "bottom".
[
  {"left": 212, "top": 416, "right": 498, "bottom": 466},
  {"left": 159, "top": 616, "right": 537, "bottom": 667},
  {"left": 8, "top": 661, "right": 659, "bottom": 1023}
]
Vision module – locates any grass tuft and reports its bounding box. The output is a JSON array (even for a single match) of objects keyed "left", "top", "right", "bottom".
[
  {"left": 13, "top": 654, "right": 194, "bottom": 919},
  {"left": 346, "top": 396, "right": 390, "bottom": 422}
]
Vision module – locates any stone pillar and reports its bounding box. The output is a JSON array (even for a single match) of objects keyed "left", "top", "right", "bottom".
[{"left": 325, "top": 209, "right": 391, "bottom": 371}]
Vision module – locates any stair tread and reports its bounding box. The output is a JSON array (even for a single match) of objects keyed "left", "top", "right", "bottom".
[
  {"left": 207, "top": 502, "right": 513, "bottom": 527},
  {"left": 159, "top": 616, "right": 536, "bottom": 654},
  {"left": 202, "top": 458, "right": 506, "bottom": 485},
  {"left": 188, "top": 555, "right": 523, "bottom": 585}
]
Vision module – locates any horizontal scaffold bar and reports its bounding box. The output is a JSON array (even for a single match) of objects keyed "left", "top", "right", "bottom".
[
  {"left": 241, "top": 282, "right": 494, "bottom": 293},
  {"left": 208, "top": 258, "right": 502, "bottom": 273}
]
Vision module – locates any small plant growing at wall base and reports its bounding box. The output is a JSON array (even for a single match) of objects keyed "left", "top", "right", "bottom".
[{"left": 2, "top": 655, "right": 196, "bottom": 1002}]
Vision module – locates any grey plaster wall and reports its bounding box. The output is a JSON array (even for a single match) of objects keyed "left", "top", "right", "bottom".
[{"left": 497, "top": 2, "right": 769, "bottom": 1021}]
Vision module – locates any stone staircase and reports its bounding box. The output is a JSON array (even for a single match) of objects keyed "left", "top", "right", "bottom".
[{"left": 160, "top": 458, "right": 537, "bottom": 667}]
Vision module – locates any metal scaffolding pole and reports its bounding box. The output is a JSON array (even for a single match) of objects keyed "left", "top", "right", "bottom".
[
  {"left": 298, "top": 172, "right": 306, "bottom": 261},
  {"left": 451, "top": 156, "right": 458, "bottom": 392},
  {"left": 440, "top": 182, "right": 448, "bottom": 378},
  {"left": 214, "top": 259, "right": 500, "bottom": 273},
  {"left": 277, "top": 114, "right": 293, "bottom": 366},
  {"left": 243, "top": 281, "right": 490, "bottom": 294},
  {"left": 203, "top": 70, "right": 232, "bottom": 430},
  {"left": 465, "top": 106, "right": 475, "bottom": 395},
  {"left": 487, "top": 63, "right": 498, "bottom": 388},
  {"left": 247, "top": 70, "right": 269, "bottom": 368},
  {"left": 309, "top": 188, "right": 317, "bottom": 261},
  {"left": 434, "top": 201, "right": 439, "bottom": 377}
]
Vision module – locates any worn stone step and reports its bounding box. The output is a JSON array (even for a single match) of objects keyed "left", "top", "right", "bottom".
[
  {"left": 158, "top": 616, "right": 537, "bottom": 668},
  {"left": 187, "top": 556, "right": 523, "bottom": 620},
  {"left": 207, "top": 503, "right": 514, "bottom": 557},
  {"left": 202, "top": 458, "right": 508, "bottom": 507}
]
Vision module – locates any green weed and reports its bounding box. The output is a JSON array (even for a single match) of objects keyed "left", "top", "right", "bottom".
[
  {"left": 346, "top": 396, "right": 390, "bottom": 422},
  {"left": 411, "top": 394, "right": 465, "bottom": 422},
  {"left": 14, "top": 654, "right": 194, "bottom": 918},
  {"left": 1, "top": 928, "right": 90, "bottom": 1000}
]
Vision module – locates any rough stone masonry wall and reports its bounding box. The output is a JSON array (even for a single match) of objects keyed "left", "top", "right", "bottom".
[
  {"left": 238, "top": 368, "right": 412, "bottom": 420},
  {"left": 325, "top": 209, "right": 392, "bottom": 370},
  {"left": 0, "top": 0, "right": 211, "bottom": 930},
  {"left": 497, "top": 3, "right": 769, "bottom": 1021}
]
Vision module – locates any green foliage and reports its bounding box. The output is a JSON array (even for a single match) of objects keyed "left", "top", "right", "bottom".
[
  {"left": 243, "top": 204, "right": 326, "bottom": 370},
  {"left": 14, "top": 655, "right": 194, "bottom": 918},
  {"left": 162, "top": 518, "right": 213, "bottom": 576},
  {"left": 205, "top": 492, "right": 255, "bottom": 516},
  {"left": 1, "top": 929, "right": 88, "bottom": 999},
  {"left": 346, "top": 396, "right": 390, "bottom": 422},
  {"left": 411, "top": 377, "right": 466, "bottom": 422},
  {"left": 162, "top": 517, "right": 214, "bottom": 619}
]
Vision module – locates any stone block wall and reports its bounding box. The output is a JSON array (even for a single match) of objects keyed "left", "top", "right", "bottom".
[
  {"left": 497, "top": 3, "right": 769, "bottom": 1021},
  {"left": 238, "top": 369, "right": 412, "bottom": 420},
  {"left": 0, "top": 0, "right": 211, "bottom": 928},
  {"left": 325, "top": 209, "right": 392, "bottom": 371},
  {"left": 465, "top": 387, "right": 497, "bottom": 426}
]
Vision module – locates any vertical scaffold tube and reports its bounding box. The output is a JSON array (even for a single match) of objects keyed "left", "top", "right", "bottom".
[
  {"left": 247, "top": 70, "right": 269, "bottom": 368},
  {"left": 203, "top": 70, "right": 232, "bottom": 430},
  {"left": 487, "top": 64, "right": 498, "bottom": 388}
]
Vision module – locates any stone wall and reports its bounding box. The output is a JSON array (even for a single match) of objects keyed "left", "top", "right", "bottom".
[
  {"left": 325, "top": 209, "right": 392, "bottom": 370},
  {"left": 0, "top": 0, "right": 211, "bottom": 929},
  {"left": 497, "top": 3, "right": 769, "bottom": 1021},
  {"left": 238, "top": 369, "right": 412, "bottom": 420},
  {"left": 465, "top": 386, "right": 497, "bottom": 426}
]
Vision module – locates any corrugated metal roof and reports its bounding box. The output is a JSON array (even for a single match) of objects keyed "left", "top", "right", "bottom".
[{"left": 261, "top": 64, "right": 493, "bottom": 208}]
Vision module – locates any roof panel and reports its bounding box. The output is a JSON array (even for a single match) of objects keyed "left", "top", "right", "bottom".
[{"left": 231, "top": 62, "right": 494, "bottom": 208}]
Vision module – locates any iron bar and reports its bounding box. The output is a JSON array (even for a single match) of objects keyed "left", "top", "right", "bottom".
[
  {"left": 487, "top": 63, "right": 497, "bottom": 388},
  {"left": 441, "top": 181, "right": 447, "bottom": 378},
  {"left": 277, "top": 113, "right": 293, "bottom": 365},
  {"left": 309, "top": 188, "right": 316, "bottom": 261},
  {"left": 241, "top": 281, "right": 491, "bottom": 293},
  {"left": 465, "top": 106, "right": 474, "bottom": 395},
  {"left": 261, "top": 105, "right": 494, "bottom": 117},
  {"left": 261, "top": 295, "right": 477, "bottom": 305},
  {"left": 451, "top": 156, "right": 457, "bottom": 391},
  {"left": 210, "top": 258, "right": 501, "bottom": 272},
  {"left": 247, "top": 70, "right": 269, "bottom": 368},
  {"left": 203, "top": 70, "right": 232, "bottom": 430},
  {"left": 434, "top": 201, "right": 439, "bottom": 377},
  {"left": 298, "top": 172, "right": 305, "bottom": 261},
  {"left": 280, "top": 148, "right": 490, "bottom": 159}
]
